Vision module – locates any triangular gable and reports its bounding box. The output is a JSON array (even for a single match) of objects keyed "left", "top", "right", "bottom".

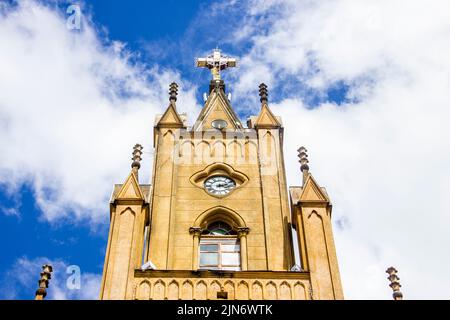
[
  {"left": 193, "top": 90, "right": 243, "bottom": 131},
  {"left": 116, "top": 171, "right": 145, "bottom": 200},
  {"left": 254, "top": 104, "right": 281, "bottom": 129},
  {"left": 157, "top": 103, "right": 184, "bottom": 128},
  {"left": 300, "top": 174, "right": 329, "bottom": 202}
]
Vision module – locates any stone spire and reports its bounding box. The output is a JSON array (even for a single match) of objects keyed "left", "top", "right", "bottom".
[
  {"left": 386, "top": 266, "right": 403, "bottom": 300},
  {"left": 169, "top": 82, "right": 178, "bottom": 104},
  {"left": 298, "top": 146, "right": 310, "bottom": 186},
  {"left": 131, "top": 144, "right": 143, "bottom": 180},
  {"left": 35, "top": 264, "right": 53, "bottom": 300},
  {"left": 259, "top": 83, "right": 268, "bottom": 105}
]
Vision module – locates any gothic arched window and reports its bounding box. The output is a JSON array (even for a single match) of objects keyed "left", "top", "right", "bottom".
[
  {"left": 199, "top": 222, "right": 241, "bottom": 271},
  {"left": 202, "top": 222, "right": 237, "bottom": 236}
]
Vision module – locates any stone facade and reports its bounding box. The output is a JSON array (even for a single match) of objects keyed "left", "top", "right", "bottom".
[{"left": 99, "top": 76, "right": 344, "bottom": 300}]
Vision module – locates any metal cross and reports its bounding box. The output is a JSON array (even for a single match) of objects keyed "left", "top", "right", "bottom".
[{"left": 196, "top": 48, "right": 237, "bottom": 81}]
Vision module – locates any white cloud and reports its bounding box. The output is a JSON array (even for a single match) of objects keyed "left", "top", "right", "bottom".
[
  {"left": 0, "top": 0, "right": 200, "bottom": 224},
  {"left": 1, "top": 256, "right": 101, "bottom": 300},
  {"left": 227, "top": 0, "right": 450, "bottom": 299},
  {"left": 0, "top": 205, "right": 20, "bottom": 217}
]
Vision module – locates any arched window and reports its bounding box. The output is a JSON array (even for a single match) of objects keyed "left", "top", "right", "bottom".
[
  {"left": 199, "top": 222, "right": 241, "bottom": 271},
  {"left": 202, "top": 222, "right": 237, "bottom": 236}
]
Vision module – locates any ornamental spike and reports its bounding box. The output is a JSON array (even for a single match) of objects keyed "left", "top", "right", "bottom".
[
  {"left": 169, "top": 82, "right": 178, "bottom": 103},
  {"left": 386, "top": 266, "right": 403, "bottom": 300},
  {"left": 297, "top": 146, "right": 310, "bottom": 185},
  {"left": 259, "top": 83, "right": 268, "bottom": 105},
  {"left": 35, "top": 264, "right": 53, "bottom": 300}
]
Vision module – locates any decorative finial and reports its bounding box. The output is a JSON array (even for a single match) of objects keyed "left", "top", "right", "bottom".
[
  {"left": 35, "top": 264, "right": 53, "bottom": 300},
  {"left": 298, "top": 146, "right": 309, "bottom": 185},
  {"left": 386, "top": 266, "right": 403, "bottom": 300},
  {"left": 131, "top": 144, "right": 143, "bottom": 171},
  {"left": 169, "top": 82, "right": 178, "bottom": 103},
  {"left": 259, "top": 83, "right": 268, "bottom": 104},
  {"left": 196, "top": 49, "right": 237, "bottom": 82}
]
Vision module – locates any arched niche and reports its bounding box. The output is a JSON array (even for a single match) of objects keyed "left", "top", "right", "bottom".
[{"left": 193, "top": 206, "right": 247, "bottom": 231}]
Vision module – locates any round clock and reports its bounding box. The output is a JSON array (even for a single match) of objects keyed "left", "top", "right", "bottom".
[{"left": 204, "top": 176, "right": 236, "bottom": 195}]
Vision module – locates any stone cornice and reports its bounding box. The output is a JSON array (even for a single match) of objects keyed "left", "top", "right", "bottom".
[{"left": 134, "top": 269, "right": 311, "bottom": 280}]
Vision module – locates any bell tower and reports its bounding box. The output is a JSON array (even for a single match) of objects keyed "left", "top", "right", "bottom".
[{"left": 99, "top": 49, "right": 343, "bottom": 300}]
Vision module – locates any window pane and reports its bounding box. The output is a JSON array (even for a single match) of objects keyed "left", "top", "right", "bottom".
[
  {"left": 210, "top": 229, "right": 229, "bottom": 235},
  {"left": 221, "top": 266, "right": 241, "bottom": 271},
  {"left": 200, "top": 266, "right": 220, "bottom": 270},
  {"left": 221, "top": 253, "right": 240, "bottom": 266},
  {"left": 203, "top": 221, "right": 236, "bottom": 235},
  {"left": 200, "top": 253, "right": 219, "bottom": 266},
  {"left": 221, "top": 244, "right": 240, "bottom": 251},
  {"left": 200, "top": 244, "right": 218, "bottom": 252}
]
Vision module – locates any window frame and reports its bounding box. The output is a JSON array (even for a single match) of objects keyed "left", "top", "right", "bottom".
[{"left": 199, "top": 236, "right": 241, "bottom": 271}]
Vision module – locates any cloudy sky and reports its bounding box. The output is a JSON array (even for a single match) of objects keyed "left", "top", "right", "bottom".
[{"left": 0, "top": 0, "right": 449, "bottom": 300}]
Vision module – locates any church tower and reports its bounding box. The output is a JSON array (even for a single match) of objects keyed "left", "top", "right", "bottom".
[{"left": 99, "top": 49, "right": 344, "bottom": 300}]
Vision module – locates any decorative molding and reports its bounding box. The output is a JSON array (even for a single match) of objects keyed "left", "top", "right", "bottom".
[
  {"left": 189, "top": 227, "right": 203, "bottom": 237},
  {"left": 135, "top": 269, "right": 310, "bottom": 280},
  {"left": 237, "top": 227, "right": 250, "bottom": 237},
  {"left": 189, "top": 162, "right": 249, "bottom": 198},
  {"left": 192, "top": 205, "right": 247, "bottom": 230},
  {"left": 133, "top": 277, "right": 309, "bottom": 300}
]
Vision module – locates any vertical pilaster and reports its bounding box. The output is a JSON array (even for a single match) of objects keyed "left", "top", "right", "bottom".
[
  {"left": 190, "top": 227, "right": 202, "bottom": 270},
  {"left": 148, "top": 129, "right": 177, "bottom": 270},
  {"left": 257, "top": 128, "right": 293, "bottom": 270},
  {"left": 238, "top": 227, "right": 250, "bottom": 271}
]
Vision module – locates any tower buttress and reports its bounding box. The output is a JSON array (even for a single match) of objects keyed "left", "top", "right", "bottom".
[
  {"left": 100, "top": 145, "right": 148, "bottom": 300},
  {"left": 290, "top": 148, "right": 344, "bottom": 299},
  {"left": 254, "top": 84, "right": 294, "bottom": 270},
  {"left": 148, "top": 83, "right": 186, "bottom": 270}
]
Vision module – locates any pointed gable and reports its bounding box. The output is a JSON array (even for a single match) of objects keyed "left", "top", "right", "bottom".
[
  {"left": 300, "top": 174, "right": 329, "bottom": 202},
  {"left": 116, "top": 171, "right": 145, "bottom": 201},
  {"left": 156, "top": 103, "right": 184, "bottom": 128},
  {"left": 193, "top": 90, "right": 243, "bottom": 131},
  {"left": 254, "top": 104, "right": 281, "bottom": 129}
]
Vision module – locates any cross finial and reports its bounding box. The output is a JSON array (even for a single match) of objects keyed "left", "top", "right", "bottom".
[
  {"left": 386, "top": 266, "right": 403, "bottom": 300},
  {"left": 196, "top": 49, "right": 237, "bottom": 81},
  {"left": 35, "top": 264, "right": 53, "bottom": 300},
  {"left": 169, "top": 82, "right": 178, "bottom": 103}
]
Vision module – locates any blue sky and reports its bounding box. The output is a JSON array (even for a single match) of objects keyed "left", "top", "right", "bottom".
[{"left": 1, "top": 0, "right": 450, "bottom": 300}]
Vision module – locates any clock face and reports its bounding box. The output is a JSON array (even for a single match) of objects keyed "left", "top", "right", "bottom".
[{"left": 204, "top": 176, "right": 236, "bottom": 195}]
